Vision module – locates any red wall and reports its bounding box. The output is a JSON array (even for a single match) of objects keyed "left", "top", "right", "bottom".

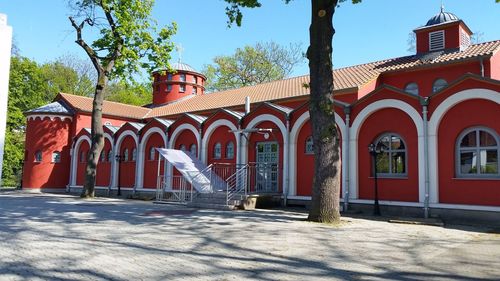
[
  {"left": 247, "top": 120, "right": 284, "bottom": 193},
  {"left": 415, "top": 22, "right": 464, "bottom": 53},
  {"left": 143, "top": 133, "right": 165, "bottom": 189},
  {"left": 172, "top": 129, "right": 198, "bottom": 179},
  {"left": 73, "top": 114, "right": 131, "bottom": 138},
  {"left": 152, "top": 71, "right": 206, "bottom": 105},
  {"left": 490, "top": 53, "right": 500, "bottom": 80},
  {"left": 437, "top": 99, "right": 500, "bottom": 206},
  {"left": 357, "top": 108, "right": 419, "bottom": 202},
  {"left": 295, "top": 120, "right": 343, "bottom": 197},
  {"left": 76, "top": 141, "right": 90, "bottom": 186},
  {"left": 96, "top": 139, "right": 112, "bottom": 187},
  {"left": 22, "top": 117, "right": 72, "bottom": 189},
  {"left": 380, "top": 61, "right": 481, "bottom": 97},
  {"left": 207, "top": 125, "right": 237, "bottom": 165},
  {"left": 118, "top": 136, "right": 136, "bottom": 188}
]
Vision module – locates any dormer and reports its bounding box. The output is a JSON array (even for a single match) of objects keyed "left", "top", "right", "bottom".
[{"left": 413, "top": 6, "right": 473, "bottom": 54}]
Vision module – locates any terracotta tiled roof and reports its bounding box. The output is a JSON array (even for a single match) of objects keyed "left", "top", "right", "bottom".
[
  {"left": 146, "top": 41, "right": 500, "bottom": 118},
  {"left": 56, "top": 40, "right": 500, "bottom": 120},
  {"left": 57, "top": 93, "right": 151, "bottom": 119}
]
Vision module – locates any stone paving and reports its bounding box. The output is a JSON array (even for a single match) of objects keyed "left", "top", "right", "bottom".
[{"left": 0, "top": 192, "right": 499, "bottom": 281}]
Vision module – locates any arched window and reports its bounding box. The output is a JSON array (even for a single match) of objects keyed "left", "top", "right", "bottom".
[
  {"left": 34, "top": 150, "right": 42, "bottom": 163},
  {"left": 180, "top": 73, "right": 186, "bottom": 82},
  {"left": 52, "top": 151, "right": 61, "bottom": 163},
  {"left": 108, "top": 150, "right": 113, "bottom": 162},
  {"left": 374, "top": 133, "right": 407, "bottom": 176},
  {"left": 149, "top": 147, "right": 156, "bottom": 161},
  {"left": 132, "top": 148, "right": 137, "bottom": 161},
  {"left": 432, "top": 78, "right": 448, "bottom": 93},
  {"left": 404, "top": 82, "right": 419, "bottom": 95},
  {"left": 80, "top": 151, "right": 85, "bottom": 163},
  {"left": 213, "top": 142, "right": 222, "bottom": 159},
  {"left": 123, "top": 148, "right": 129, "bottom": 162},
  {"left": 457, "top": 127, "right": 499, "bottom": 177},
  {"left": 190, "top": 144, "right": 197, "bottom": 157},
  {"left": 226, "top": 142, "right": 234, "bottom": 159},
  {"left": 305, "top": 136, "right": 314, "bottom": 154},
  {"left": 179, "top": 144, "right": 187, "bottom": 151}
]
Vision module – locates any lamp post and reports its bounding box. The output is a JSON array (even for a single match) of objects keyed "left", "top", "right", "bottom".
[
  {"left": 368, "top": 143, "right": 381, "bottom": 216},
  {"left": 115, "top": 154, "right": 124, "bottom": 196}
]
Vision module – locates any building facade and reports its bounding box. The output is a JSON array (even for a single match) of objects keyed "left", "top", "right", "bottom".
[{"left": 23, "top": 10, "right": 500, "bottom": 215}]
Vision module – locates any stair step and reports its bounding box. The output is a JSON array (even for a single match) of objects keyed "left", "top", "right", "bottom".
[{"left": 187, "top": 202, "right": 236, "bottom": 211}]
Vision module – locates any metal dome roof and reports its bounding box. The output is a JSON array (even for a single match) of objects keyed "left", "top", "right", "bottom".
[
  {"left": 426, "top": 6, "right": 459, "bottom": 26},
  {"left": 171, "top": 62, "right": 197, "bottom": 72}
]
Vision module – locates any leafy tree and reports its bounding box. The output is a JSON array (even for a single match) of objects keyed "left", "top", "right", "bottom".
[
  {"left": 104, "top": 81, "right": 152, "bottom": 106},
  {"left": 202, "top": 41, "right": 304, "bottom": 92},
  {"left": 68, "top": 0, "right": 176, "bottom": 197},
  {"left": 2, "top": 57, "right": 50, "bottom": 186},
  {"left": 224, "top": 0, "right": 361, "bottom": 223}
]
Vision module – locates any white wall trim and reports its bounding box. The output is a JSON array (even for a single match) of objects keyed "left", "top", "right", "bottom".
[
  {"left": 349, "top": 99, "right": 424, "bottom": 202},
  {"left": 201, "top": 119, "right": 239, "bottom": 164},
  {"left": 111, "top": 130, "right": 139, "bottom": 188},
  {"left": 428, "top": 89, "right": 500, "bottom": 204},
  {"left": 288, "top": 111, "right": 347, "bottom": 197},
  {"left": 136, "top": 127, "right": 167, "bottom": 189},
  {"left": 70, "top": 135, "right": 91, "bottom": 186},
  {"left": 242, "top": 114, "right": 288, "bottom": 194},
  {"left": 27, "top": 115, "right": 73, "bottom": 122}
]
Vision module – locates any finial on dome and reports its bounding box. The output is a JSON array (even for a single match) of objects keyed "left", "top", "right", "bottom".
[
  {"left": 440, "top": 2, "right": 444, "bottom": 13},
  {"left": 175, "top": 43, "right": 184, "bottom": 63}
]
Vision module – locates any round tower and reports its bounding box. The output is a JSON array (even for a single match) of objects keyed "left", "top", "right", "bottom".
[{"left": 152, "top": 62, "right": 206, "bottom": 106}]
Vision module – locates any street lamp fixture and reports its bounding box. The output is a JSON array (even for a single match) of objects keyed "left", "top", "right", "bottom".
[
  {"left": 115, "top": 154, "right": 124, "bottom": 196},
  {"left": 368, "top": 143, "right": 383, "bottom": 216}
]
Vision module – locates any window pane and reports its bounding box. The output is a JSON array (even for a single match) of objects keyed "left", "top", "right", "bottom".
[
  {"left": 391, "top": 136, "right": 405, "bottom": 150},
  {"left": 377, "top": 136, "right": 390, "bottom": 151},
  {"left": 479, "top": 131, "right": 497, "bottom": 147},
  {"left": 460, "top": 151, "right": 477, "bottom": 174},
  {"left": 404, "top": 83, "right": 419, "bottom": 95},
  {"left": 480, "top": 150, "right": 498, "bottom": 174},
  {"left": 391, "top": 152, "right": 406, "bottom": 173},
  {"left": 460, "top": 131, "right": 476, "bottom": 147},
  {"left": 376, "top": 152, "right": 390, "bottom": 173}
]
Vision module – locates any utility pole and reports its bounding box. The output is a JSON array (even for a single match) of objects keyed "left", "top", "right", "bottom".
[{"left": 0, "top": 13, "right": 13, "bottom": 187}]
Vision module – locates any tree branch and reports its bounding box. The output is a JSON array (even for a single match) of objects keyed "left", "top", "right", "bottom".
[{"left": 69, "top": 16, "right": 103, "bottom": 74}]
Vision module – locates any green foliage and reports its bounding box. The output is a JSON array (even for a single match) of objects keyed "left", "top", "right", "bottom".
[
  {"left": 104, "top": 81, "right": 152, "bottom": 106},
  {"left": 202, "top": 41, "right": 304, "bottom": 92},
  {"left": 70, "top": 0, "right": 177, "bottom": 80}
]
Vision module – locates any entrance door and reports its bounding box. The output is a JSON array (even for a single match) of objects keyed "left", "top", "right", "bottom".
[{"left": 255, "top": 142, "right": 279, "bottom": 192}]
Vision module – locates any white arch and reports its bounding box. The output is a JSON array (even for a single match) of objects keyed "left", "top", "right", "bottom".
[
  {"left": 349, "top": 99, "right": 425, "bottom": 202},
  {"left": 242, "top": 114, "right": 289, "bottom": 195},
  {"left": 288, "top": 111, "right": 347, "bottom": 197},
  {"left": 201, "top": 119, "right": 239, "bottom": 164},
  {"left": 111, "top": 130, "right": 139, "bottom": 189},
  {"left": 428, "top": 88, "right": 500, "bottom": 203},
  {"left": 136, "top": 127, "right": 167, "bottom": 189},
  {"left": 165, "top": 123, "right": 201, "bottom": 191},
  {"left": 70, "top": 135, "right": 91, "bottom": 186}
]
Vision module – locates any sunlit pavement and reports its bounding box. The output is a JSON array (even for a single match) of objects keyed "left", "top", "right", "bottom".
[{"left": 0, "top": 192, "right": 499, "bottom": 281}]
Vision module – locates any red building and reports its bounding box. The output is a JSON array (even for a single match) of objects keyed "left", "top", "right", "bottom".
[{"left": 23, "top": 10, "right": 500, "bottom": 217}]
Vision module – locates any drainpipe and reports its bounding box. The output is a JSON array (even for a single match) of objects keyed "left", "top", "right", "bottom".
[
  {"left": 284, "top": 117, "right": 290, "bottom": 206},
  {"left": 343, "top": 106, "right": 351, "bottom": 212},
  {"left": 237, "top": 124, "right": 242, "bottom": 166},
  {"left": 421, "top": 97, "right": 430, "bottom": 219},
  {"left": 479, "top": 57, "right": 485, "bottom": 77}
]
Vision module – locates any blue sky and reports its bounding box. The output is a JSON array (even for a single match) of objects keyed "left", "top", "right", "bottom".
[{"left": 1, "top": 0, "right": 499, "bottom": 79}]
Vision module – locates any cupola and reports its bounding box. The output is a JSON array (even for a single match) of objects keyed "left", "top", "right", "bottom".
[
  {"left": 413, "top": 5, "right": 472, "bottom": 54},
  {"left": 152, "top": 62, "right": 206, "bottom": 106}
]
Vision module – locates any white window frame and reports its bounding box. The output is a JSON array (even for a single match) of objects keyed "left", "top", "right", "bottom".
[
  {"left": 374, "top": 133, "right": 408, "bottom": 178},
  {"left": 404, "top": 82, "right": 419, "bottom": 96},
  {"left": 456, "top": 127, "right": 500, "bottom": 178},
  {"left": 180, "top": 74, "right": 186, "bottom": 82},
  {"left": 179, "top": 84, "right": 185, "bottom": 93},
  {"left": 305, "top": 136, "right": 314, "bottom": 154}
]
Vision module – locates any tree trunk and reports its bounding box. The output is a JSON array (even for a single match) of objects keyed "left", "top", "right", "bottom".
[
  {"left": 307, "top": 0, "right": 341, "bottom": 223},
  {"left": 81, "top": 73, "right": 107, "bottom": 198}
]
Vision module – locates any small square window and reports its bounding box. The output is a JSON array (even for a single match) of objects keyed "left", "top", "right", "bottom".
[
  {"left": 179, "top": 85, "right": 185, "bottom": 92},
  {"left": 52, "top": 152, "right": 61, "bottom": 163},
  {"left": 166, "top": 84, "right": 172, "bottom": 92},
  {"left": 192, "top": 87, "right": 197, "bottom": 94},
  {"left": 180, "top": 74, "right": 186, "bottom": 82}
]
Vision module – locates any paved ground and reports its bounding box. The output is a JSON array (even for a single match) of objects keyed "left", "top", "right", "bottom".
[{"left": 0, "top": 192, "right": 499, "bottom": 281}]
